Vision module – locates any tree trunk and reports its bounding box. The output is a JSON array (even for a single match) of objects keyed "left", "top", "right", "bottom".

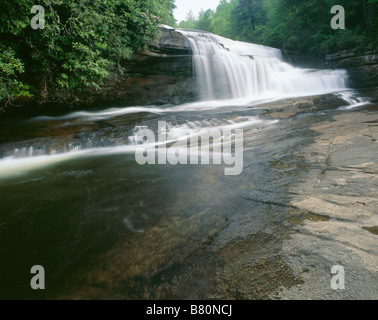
[
  {"left": 316, "top": 0, "right": 324, "bottom": 21},
  {"left": 362, "top": 0, "right": 372, "bottom": 38},
  {"left": 251, "top": 17, "right": 256, "bottom": 31}
]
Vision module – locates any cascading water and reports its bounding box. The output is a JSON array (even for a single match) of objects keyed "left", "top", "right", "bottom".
[
  {"left": 177, "top": 29, "right": 349, "bottom": 101},
  {"left": 0, "top": 28, "right": 370, "bottom": 178}
]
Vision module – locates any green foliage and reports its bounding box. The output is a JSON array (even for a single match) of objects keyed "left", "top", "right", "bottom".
[
  {"left": 209, "top": 0, "right": 237, "bottom": 38},
  {"left": 0, "top": 0, "right": 176, "bottom": 107},
  {"left": 230, "top": 0, "right": 267, "bottom": 41},
  {"left": 0, "top": 47, "right": 32, "bottom": 106},
  {"left": 196, "top": 9, "right": 214, "bottom": 32}
]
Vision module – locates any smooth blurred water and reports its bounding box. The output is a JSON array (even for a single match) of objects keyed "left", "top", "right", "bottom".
[{"left": 178, "top": 30, "right": 348, "bottom": 100}]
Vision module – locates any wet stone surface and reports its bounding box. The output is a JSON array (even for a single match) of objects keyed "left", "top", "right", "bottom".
[{"left": 0, "top": 91, "right": 377, "bottom": 300}]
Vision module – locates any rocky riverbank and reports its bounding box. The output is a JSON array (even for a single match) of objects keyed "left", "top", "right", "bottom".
[
  {"left": 4, "top": 90, "right": 372, "bottom": 300},
  {"left": 276, "top": 98, "right": 378, "bottom": 299}
]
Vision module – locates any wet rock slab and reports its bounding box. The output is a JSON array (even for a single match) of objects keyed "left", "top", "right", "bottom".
[
  {"left": 4, "top": 93, "right": 376, "bottom": 300},
  {"left": 276, "top": 108, "right": 378, "bottom": 299}
]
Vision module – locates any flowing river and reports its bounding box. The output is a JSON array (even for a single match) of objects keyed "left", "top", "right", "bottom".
[{"left": 0, "top": 30, "right": 377, "bottom": 299}]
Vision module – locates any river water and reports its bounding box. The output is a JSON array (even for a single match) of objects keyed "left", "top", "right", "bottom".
[{"left": 0, "top": 31, "right": 376, "bottom": 299}]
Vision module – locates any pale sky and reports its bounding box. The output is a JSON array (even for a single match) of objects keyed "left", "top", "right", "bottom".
[{"left": 173, "top": 0, "right": 221, "bottom": 23}]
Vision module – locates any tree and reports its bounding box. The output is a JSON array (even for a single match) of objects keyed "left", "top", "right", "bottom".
[
  {"left": 230, "top": 0, "right": 267, "bottom": 41},
  {"left": 197, "top": 9, "right": 214, "bottom": 32},
  {"left": 210, "top": 0, "right": 236, "bottom": 38},
  {"left": 178, "top": 10, "right": 198, "bottom": 30}
]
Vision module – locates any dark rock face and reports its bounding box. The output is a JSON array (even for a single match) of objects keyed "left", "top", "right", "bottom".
[
  {"left": 285, "top": 49, "right": 378, "bottom": 89},
  {"left": 96, "top": 27, "right": 197, "bottom": 106},
  {"left": 150, "top": 26, "right": 192, "bottom": 54},
  {"left": 325, "top": 51, "right": 378, "bottom": 67},
  {"left": 325, "top": 50, "right": 378, "bottom": 88}
]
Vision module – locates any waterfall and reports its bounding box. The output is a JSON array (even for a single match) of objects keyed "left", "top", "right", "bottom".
[
  {"left": 0, "top": 29, "right": 364, "bottom": 178},
  {"left": 177, "top": 30, "right": 348, "bottom": 101}
]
